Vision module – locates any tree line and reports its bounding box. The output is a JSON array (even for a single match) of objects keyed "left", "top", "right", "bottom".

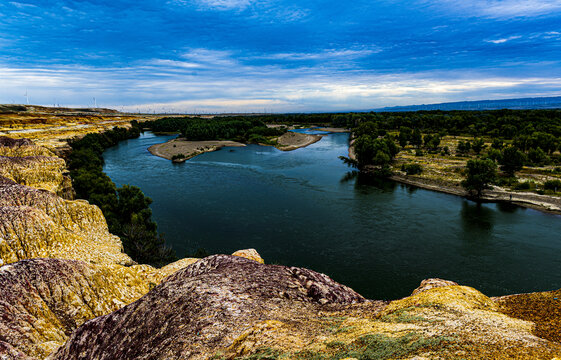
[
  {"left": 146, "top": 116, "right": 286, "bottom": 144},
  {"left": 67, "top": 122, "right": 176, "bottom": 267}
]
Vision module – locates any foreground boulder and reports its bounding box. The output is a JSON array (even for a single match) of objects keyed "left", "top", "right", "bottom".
[{"left": 52, "top": 255, "right": 366, "bottom": 359}]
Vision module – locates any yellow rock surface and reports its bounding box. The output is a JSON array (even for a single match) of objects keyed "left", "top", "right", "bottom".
[{"left": 232, "top": 248, "right": 265, "bottom": 264}]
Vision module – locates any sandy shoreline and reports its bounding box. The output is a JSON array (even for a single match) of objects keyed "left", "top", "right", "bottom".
[{"left": 387, "top": 173, "right": 561, "bottom": 215}]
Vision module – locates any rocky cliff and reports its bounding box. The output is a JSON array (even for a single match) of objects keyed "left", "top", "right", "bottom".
[
  {"left": 0, "top": 136, "right": 200, "bottom": 358},
  {"left": 0, "top": 137, "right": 72, "bottom": 198},
  {"left": 1, "top": 135, "right": 561, "bottom": 360}
]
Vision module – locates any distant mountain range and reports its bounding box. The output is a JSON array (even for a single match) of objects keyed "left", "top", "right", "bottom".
[{"left": 373, "top": 96, "right": 561, "bottom": 112}]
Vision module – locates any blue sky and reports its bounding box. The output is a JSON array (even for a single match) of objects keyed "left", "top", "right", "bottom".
[{"left": 1, "top": 0, "right": 560, "bottom": 112}]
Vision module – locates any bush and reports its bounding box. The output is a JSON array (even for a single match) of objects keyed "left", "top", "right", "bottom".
[
  {"left": 171, "top": 154, "right": 186, "bottom": 160},
  {"left": 247, "top": 133, "right": 270, "bottom": 144},
  {"left": 401, "top": 163, "right": 423, "bottom": 175},
  {"left": 544, "top": 180, "right": 561, "bottom": 191},
  {"left": 514, "top": 181, "right": 534, "bottom": 190}
]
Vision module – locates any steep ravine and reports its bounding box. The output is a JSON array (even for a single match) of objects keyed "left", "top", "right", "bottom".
[{"left": 1, "top": 135, "right": 561, "bottom": 359}]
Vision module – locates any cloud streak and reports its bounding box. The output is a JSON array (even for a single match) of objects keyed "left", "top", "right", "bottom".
[
  {"left": 0, "top": 1, "right": 560, "bottom": 111},
  {"left": 3, "top": 57, "right": 560, "bottom": 113}
]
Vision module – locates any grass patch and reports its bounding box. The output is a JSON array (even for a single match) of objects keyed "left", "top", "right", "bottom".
[{"left": 299, "top": 333, "right": 456, "bottom": 360}]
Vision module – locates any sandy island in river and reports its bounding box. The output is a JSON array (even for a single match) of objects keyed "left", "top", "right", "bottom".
[
  {"left": 275, "top": 132, "right": 322, "bottom": 151},
  {"left": 148, "top": 139, "right": 246, "bottom": 162},
  {"left": 148, "top": 131, "right": 323, "bottom": 161}
]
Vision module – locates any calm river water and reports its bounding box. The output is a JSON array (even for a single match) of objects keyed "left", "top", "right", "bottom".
[{"left": 103, "top": 130, "right": 561, "bottom": 299}]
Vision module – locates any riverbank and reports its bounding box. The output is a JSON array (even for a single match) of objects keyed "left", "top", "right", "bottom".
[
  {"left": 148, "top": 138, "right": 246, "bottom": 162},
  {"left": 385, "top": 172, "right": 561, "bottom": 215},
  {"left": 346, "top": 132, "right": 561, "bottom": 215}
]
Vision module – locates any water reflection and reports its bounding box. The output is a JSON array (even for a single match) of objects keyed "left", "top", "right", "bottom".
[
  {"left": 460, "top": 201, "right": 495, "bottom": 233},
  {"left": 496, "top": 202, "right": 520, "bottom": 214},
  {"left": 354, "top": 173, "right": 397, "bottom": 192}
]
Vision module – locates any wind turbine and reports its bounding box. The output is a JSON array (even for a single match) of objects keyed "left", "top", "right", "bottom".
[{"left": 24, "top": 89, "right": 29, "bottom": 105}]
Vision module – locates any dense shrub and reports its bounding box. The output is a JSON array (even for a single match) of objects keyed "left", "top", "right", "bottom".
[
  {"left": 544, "top": 180, "right": 561, "bottom": 191},
  {"left": 401, "top": 163, "right": 423, "bottom": 175}
]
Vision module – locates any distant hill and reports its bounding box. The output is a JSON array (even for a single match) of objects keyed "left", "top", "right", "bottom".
[
  {"left": 374, "top": 96, "right": 561, "bottom": 112},
  {"left": 0, "top": 104, "right": 120, "bottom": 115}
]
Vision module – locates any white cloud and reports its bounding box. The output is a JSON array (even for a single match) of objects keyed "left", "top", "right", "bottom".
[
  {"left": 482, "top": 0, "right": 561, "bottom": 18},
  {"left": 8, "top": 2, "right": 38, "bottom": 9},
  {"left": 171, "top": 0, "right": 252, "bottom": 11},
  {"left": 426, "top": 0, "right": 561, "bottom": 19},
  {"left": 253, "top": 48, "right": 381, "bottom": 61},
  {"left": 485, "top": 35, "right": 521, "bottom": 44}
]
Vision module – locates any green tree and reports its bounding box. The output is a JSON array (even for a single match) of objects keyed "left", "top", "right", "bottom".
[
  {"left": 457, "top": 140, "right": 471, "bottom": 155},
  {"left": 491, "top": 138, "right": 504, "bottom": 150},
  {"left": 462, "top": 159, "right": 497, "bottom": 197},
  {"left": 423, "top": 134, "right": 440, "bottom": 151},
  {"left": 410, "top": 128, "right": 423, "bottom": 148},
  {"left": 351, "top": 135, "right": 398, "bottom": 175},
  {"left": 471, "top": 138, "right": 485, "bottom": 154},
  {"left": 354, "top": 121, "right": 378, "bottom": 137},
  {"left": 500, "top": 146, "right": 525, "bottom": 177},
  {"left": 527, "top": 147, "right": 549, "bottom": 166},
  {"left": 398, "top": 126, "right": 412, "bottom": 147}
]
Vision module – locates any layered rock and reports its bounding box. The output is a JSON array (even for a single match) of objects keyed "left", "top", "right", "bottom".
[
  {"left": 0, "top": 259, "right": 158, "bottom": 359},
  {"left": 0, "top": 137, "right": 72, "bottom": 197},
  {"left": 0, "top": 177, "right": 133, "bottom": 266}
]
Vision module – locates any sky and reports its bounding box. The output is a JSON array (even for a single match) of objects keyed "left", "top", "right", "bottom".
[{"left": 1, "top": 0, "right": 561, "bottom": 113}]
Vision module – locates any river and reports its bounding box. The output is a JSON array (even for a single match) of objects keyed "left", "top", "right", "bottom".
[{"left": 103, "top": 130, "right": 561, "bottom": 299}]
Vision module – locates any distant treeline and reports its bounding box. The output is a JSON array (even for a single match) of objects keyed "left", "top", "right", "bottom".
[
  {"left": 150, "top": 109, "right": 561, "bottom": 136},
  {"left": 68, "top": 122, "right": 176, "bottom": 267},
  {"left": 147, "top": 116, "right": 286, "bottom": 144}
]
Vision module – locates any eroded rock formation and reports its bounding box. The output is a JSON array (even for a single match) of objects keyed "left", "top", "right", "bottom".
[
  {"left": 0, "top": 259, "right": 156, "bottom": 358},
  {"left": 0, "top": 177, "right": 133, "bottom": 266},
  {"left": 0, "top": 136, "right": 72, "bottom": 197}
]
